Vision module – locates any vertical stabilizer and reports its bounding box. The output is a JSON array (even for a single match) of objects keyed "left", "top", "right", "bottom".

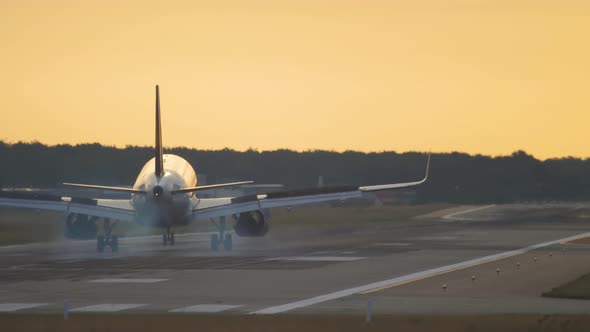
[{"left": 155, "top": 85, "right": 164, "bottom": 178}]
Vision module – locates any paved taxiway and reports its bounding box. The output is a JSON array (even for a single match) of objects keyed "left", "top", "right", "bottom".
[{"left": 0, "top": 203, "right": 589, "bottom": 315}]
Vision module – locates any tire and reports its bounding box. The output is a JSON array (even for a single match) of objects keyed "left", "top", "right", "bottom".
[
  {"left": 223, "top": 234, "right": 233, "bottom": 251},
  {"left": 111, "top": 236, "right": 119, "bottom": 253},
  {"left": 162, "top": 233, "right": 168, "bottom": 246},
  {"left": 170, "top": 232, "right": 175, "bottom": 246},
  {"left": 210, "top": 234, "right": 219, "bottom": 251},
  {"left": 97, "top": 236, "right": 105, "bottom": 253}
]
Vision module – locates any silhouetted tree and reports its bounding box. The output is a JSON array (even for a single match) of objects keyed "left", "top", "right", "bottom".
[{"left": 0, "top": 141, "right": 588, "bottom": 203}]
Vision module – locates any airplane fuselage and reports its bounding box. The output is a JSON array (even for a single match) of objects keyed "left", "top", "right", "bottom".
[{"left": 131, "top": 154, "right": 196, "bottom": 227}]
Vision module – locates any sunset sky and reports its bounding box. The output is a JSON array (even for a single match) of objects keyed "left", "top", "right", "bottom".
[{"left": 1, "top": 1, "right": 589, "bottom": 159}]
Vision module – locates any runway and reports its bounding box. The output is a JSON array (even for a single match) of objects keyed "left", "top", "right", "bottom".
[{"left": 0, "top": 204, "right": 589, "bottom": 315}]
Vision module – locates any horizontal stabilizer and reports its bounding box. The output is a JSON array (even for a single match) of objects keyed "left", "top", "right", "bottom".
[
  {"left": 63, "top": 183, "right": 146, "bottom": 194},
  {"left": 172, "top": 181, "right": 254, "bottom": 194}
]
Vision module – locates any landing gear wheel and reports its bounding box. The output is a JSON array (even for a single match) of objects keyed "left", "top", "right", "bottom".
[
  {"left": 162, "top": 228, "right": 175, "bottom": 246},
  {"left": 210, "top": 216, "right": 232, "bottom": 252},
  {"left": 210, "top": 234, "right": 219, "bottom": 251},
  {"left": 97, "top": 218, "right": 120, "bottom": 254},
  {"left": 97, "top": 236, "right": 105, "bottom": 253},
  {"left": 111, "top": 236, "right": 119, "bottom": 253},
  {"left": 223, "top": 234, "right": 233, "bottom": 251}
]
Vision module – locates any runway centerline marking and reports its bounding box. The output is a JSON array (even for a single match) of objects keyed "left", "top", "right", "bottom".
[
  {"left": 0, "top": 303, "right": 48, "bottom": 312},
  {"left": 442, "top": 204, "right": 496, "bottom": 221},
  {"left": 89, "top": 278, "right": 168, "bottom": 283},
  {"left": 71, "top": 304, "right": 146, "bottom": 312},
  {"left": 169, "top": 304, "right": 242, "bottom": 313},
  {"left": 251, "top": 231, "right": 590, "bottom": 315}
]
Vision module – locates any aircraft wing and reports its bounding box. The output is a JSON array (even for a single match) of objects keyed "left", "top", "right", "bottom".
[
  {"left": 190, "top": 188, "right": 362, "bottom": 220},
  {"left": 191, "top": 154, "right": 430, "bottom": 220},
  {"left": 0, "top": 191, "right": 136, "bottom": 222}
]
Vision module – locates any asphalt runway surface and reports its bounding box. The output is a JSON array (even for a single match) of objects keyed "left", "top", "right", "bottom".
[{"left": 0, "top": 204, "right": 589, "bottom": 315}]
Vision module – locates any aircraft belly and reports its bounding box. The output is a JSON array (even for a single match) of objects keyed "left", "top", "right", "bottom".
[{"left": 133, "top": 195, "right": 191, "bottom": 227}]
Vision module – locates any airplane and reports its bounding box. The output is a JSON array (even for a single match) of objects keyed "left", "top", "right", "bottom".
[{"left": 0, "top": 86, "right": 430, "bottom": 253}]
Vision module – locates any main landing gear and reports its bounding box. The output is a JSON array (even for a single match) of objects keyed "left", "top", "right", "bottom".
[
  {"left": 210, "top": 216, "right": 232, "bottom": 251},
  {"left": 162, "top": 226, "right": 175, "bottom": 246},
  {"left": 97, "top": 218, "right": 118, "bottom": 253}
]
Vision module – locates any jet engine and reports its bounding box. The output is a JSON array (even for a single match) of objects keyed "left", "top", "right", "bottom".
[
  {"left": 233, "top": 210, "right": 269, "bottom": 237},
  {"left": 64, "top": 213, "right": 98, "bottom": 239}
]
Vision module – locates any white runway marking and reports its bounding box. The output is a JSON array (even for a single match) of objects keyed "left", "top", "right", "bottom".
[
  {"left": 0, "top": 303, "right": 47, "bottom": 312},
  {"left": 252, "top": 231, "right": 590, "bottom": 315},
  {"left": 62, "top": 259, "right": 87, "bottom": 263},
  {"left": 170, "top": 304, "right": 242, "bottom": 313},
  {"left": 89, "top": 278, "right": 168, "bottom": 283},
  {"left": 310, "top": 250, "right": 336, "bottom": 255},
  {"left": 442, "top": 204, "right": 496, "bottom": 221},
  {"left": 72, "top": 304, "right": 146, "bottom": 312},
  {"left": 267, "top": 256, "right": 366, "bottom": 262}
]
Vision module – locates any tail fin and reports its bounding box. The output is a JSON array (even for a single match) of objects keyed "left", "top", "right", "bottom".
[{"left": 155, "top": 85, "right": 164, "bottom": 178}]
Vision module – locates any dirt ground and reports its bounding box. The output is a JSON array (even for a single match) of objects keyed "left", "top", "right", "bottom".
[{"left": 2, "top": 313, "right": 590, "bottom": 332}]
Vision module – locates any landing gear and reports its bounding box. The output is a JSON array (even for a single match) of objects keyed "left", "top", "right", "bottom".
[
  {"left": 97, "top": 236, "right": 105, "bottom": 253},
  {"left": 162, "top": 227, "right": 175, "bottom": 246},
  {"left": 96, "top": 218, "right": 119, "bottom": 253},
  {"left": 210, "top": 216, "right": 232, "bottom": 251},
  {"left": 223, "top": 233, "right": 233, "bottom": 251},
  {"left": 210, "top": 234, "right": 219, "bottom": 251},
  {"left": 209, "top": 233, "right": 232, "bottom": 251}
]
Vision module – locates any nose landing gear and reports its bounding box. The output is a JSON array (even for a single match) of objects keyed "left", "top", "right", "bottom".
[
  {"left": 96, "top": 218, "right": 119, "bottom": 253},
  {"left": 210, "top": 216, "right": 232, "bottom": 251},
  {"left": 162, "top": 227, "right": 175, "bottom": 246}
]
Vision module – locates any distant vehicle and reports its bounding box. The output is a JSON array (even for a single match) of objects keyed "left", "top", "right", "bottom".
[{"left": 0, "top": 86, "right": 430, "bottom": 253}]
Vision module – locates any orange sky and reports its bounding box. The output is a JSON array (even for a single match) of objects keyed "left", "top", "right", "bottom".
[{"left": 1, "top": 1, "right": 589, "bottom": 159}]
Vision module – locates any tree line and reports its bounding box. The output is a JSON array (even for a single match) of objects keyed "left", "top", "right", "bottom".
[{"left": 0, "top": 141, "right": 589, "bottom": 204}]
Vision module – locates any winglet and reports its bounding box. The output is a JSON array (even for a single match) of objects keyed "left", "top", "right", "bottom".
[
  {"left": 155, "top": 85, "right": 164, "bottom": 178},
  {"left": 423, "top": 150, "right": 431, "bottom": 182},
  {"left": 358, "top": 151, "right": 431, "bottom": 192}
]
